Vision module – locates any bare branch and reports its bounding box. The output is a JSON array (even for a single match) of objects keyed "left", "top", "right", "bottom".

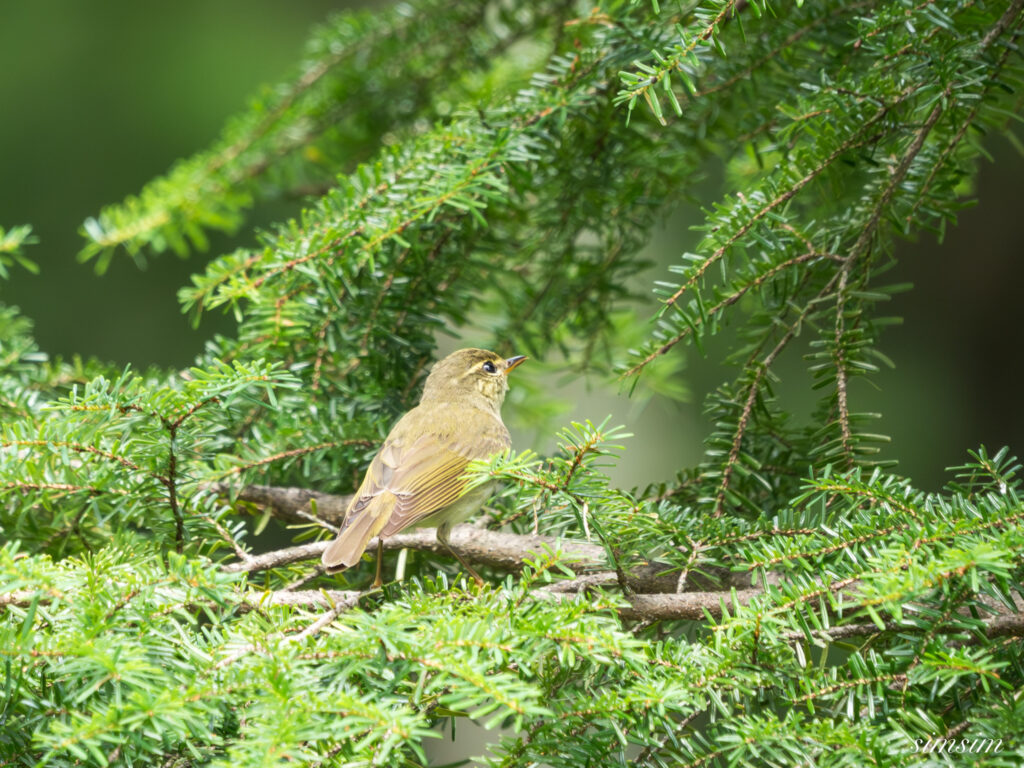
[
  {"left": 197, "top": 484, "right": 1024, "bottom": 634},
  {"left": 618, "top": 589, "right": 765, "bottom": 621},
  {"left": 781, "top": 612, "right": 1024, "bottom": 646},
  {"left": 980, "top": 0, "right": 1024, "bottom": 49},
  {"left": 220, "top": 540, "right": 327, "bottom": 573},
  {"left": 244, "top": 588, "right": 362, "bottom": 613},
  {"left": 218, "top": 521, "right": 748, "bottom": 596},
  {"left": 260, "top": 586, "right": 765, "bottom": 622},
  {"left": 205, "top": 481, "right": 353, "bottom": 526}
]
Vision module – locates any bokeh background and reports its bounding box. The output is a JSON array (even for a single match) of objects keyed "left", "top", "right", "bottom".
[{"left": 2, "top": 0, "right": 1022, "bottom": 493}]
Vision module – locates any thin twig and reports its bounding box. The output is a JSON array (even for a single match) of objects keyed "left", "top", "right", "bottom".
[
  {"left": 833, "top": 262, "right": 854, "bottom": 468},
  {"left": 980, "top": 0, "right": 1024, "bottom": 48},
  {"left": 713, "top": 272, "right": 842, "bottom": 515}
]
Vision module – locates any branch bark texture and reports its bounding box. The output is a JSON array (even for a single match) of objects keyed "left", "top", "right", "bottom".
[{"left": 209, "top": 483, "right": 1024, "bottom": 633}]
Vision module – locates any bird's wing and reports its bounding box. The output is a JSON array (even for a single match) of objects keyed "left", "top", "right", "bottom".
[
  {"left": 322, "top": 407, "right": 508, "bottom": 569},
  {"left": 375, "top": 419, "right": 509, "bottom": 536}
]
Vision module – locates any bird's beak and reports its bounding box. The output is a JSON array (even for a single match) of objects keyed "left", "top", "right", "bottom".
[{"left": 504, "top": 355, "right": 528, "bottom": 374}]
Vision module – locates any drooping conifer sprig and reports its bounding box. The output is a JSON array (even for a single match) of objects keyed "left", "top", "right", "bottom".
[
  {"left": 77, "top": 1, "right": 569, "bottom": 273},
  {"left": 621, "top": 0, "right": 1024, "bottom": 516}
]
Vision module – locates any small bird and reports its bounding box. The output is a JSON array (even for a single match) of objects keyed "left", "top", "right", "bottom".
[{"left": 322, "top": 348, "right": 527, "bottom": 586}]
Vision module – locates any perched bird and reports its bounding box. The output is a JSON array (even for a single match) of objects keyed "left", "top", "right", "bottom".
[{"left": 322, "top": 348, "right": 527, "bottom": 586}]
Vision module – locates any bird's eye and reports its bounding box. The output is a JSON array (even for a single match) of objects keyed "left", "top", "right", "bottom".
[{"left": 482, "top": 361, "right": 497, "bottom": 374}]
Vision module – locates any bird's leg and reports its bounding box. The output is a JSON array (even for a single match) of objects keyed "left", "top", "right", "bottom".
[
  {"left": 372, "top": 537, "right": 384, "bottom": 588},
  {"left": 437, "top": 522, "right": 484, "bottom": 586}
]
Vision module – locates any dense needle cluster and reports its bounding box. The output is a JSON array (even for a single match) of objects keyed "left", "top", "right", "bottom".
[{"left": 1, "top": 1, "right": 1023, "bottom": 765}]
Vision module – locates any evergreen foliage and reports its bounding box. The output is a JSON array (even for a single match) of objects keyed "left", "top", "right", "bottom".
[{"left": 3, "top": 0, "right": 1024, "bottom": 765}]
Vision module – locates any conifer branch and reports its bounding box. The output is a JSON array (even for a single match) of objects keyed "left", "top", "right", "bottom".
[
  {"left": 6, "top": 583, "right": 1022, "bottom": 638},
  {"left": 713, "top": 273, "right": 841, "bottom": 515},
  {"left": 1, "top": 439, "right": 146, "bottom": 474},
  {"left": 832, "top": 262, "right": 854, "bottom": 468},
  {"left": 621, "top": 105, "right": 898, "bottom": 377},
  {"left": 980, "top": 0, "right": 1024, "bottom": 48},
  {"left": 5, "top": 2, "right": 1024, "bottom": 764}
]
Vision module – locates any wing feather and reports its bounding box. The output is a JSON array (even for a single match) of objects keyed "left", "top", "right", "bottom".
[
  {"left": 378, "top": 430, "right": 503, "bottom": 536},
  {"left": 322, "top": 404, "right": 509, "bottom": 570}
]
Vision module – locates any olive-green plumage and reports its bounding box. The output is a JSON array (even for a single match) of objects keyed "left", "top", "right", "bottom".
[{"left": 322, "top": 348, "right": 526, "bottom": 585}]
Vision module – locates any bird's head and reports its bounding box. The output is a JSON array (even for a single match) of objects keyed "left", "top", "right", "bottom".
[{"left": 420, "top": 348, "right": 527, "bottom": 412}]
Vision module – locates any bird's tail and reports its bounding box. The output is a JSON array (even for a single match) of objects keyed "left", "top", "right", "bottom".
[{"left": 321, "top": 496, "right": 393, "bottom": 573}]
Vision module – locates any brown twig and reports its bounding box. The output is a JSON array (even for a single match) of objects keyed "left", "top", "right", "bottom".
[
  {"left": 205, "top": 481, "right": 354, "bottom": 526},
  {"left": 8, "top": 583, "right": 1022, "bottom": 639},
  {"left": 780, "top": 612, "right": 1024, "bottom": 645},
  {"left": 980, "top": 0, "right": 1024, "bottom": 48},
  {"left": 832, "top": 262, "right": 854, "bottom": 468},
  {"left": 211, "top": 484, "right": 747, "bottom": 596}
]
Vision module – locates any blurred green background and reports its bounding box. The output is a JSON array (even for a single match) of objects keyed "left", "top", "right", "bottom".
[
  {"left": 0, "top": 1, "right": 343, "bottom": 362},
  {"left": 2, "top": 1, "right": 1022, "bottom": 492}
]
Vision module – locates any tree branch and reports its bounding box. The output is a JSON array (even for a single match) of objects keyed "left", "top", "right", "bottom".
[
  {"left": 203, "top": 483, "right": 1024, "bottom": 633},
  {"left": 781, "top": 612, "right": 1024, "bottom": 645},
  {"left": 218, "top": 523, "right": 742, "bottom": 596},
  {"left": 8, "top": 583, "right": 1021, "bottom": 636},
  {"left": 205, "top": 481, "right": 353, "bottom": 526},
  {"left": 211, "top": 482, "right": 750, "bottom": 591},
  {"left": 980, "top": 0, "right": 1024, "bottom": 49}
]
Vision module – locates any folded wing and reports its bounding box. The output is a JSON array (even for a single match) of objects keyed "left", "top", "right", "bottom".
[{"left": 321, "top": 407, "right": 509, "bottom": 570}]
